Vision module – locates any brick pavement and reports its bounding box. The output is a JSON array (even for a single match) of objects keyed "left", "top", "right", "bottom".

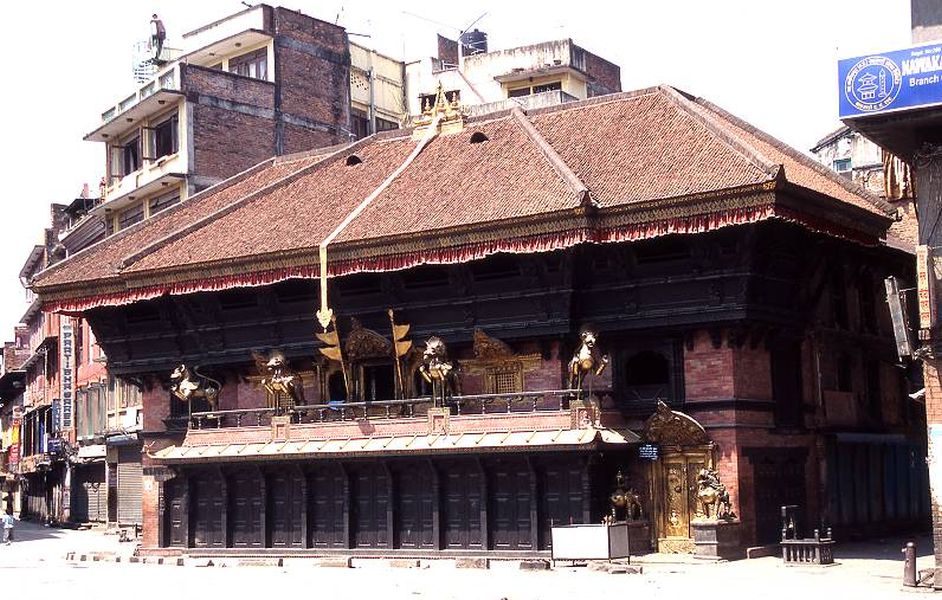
[{"left": 0, "top": 520, "right": 934, "bottom": 599}]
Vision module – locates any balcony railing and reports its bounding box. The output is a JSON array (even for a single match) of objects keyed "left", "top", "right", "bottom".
[
  {"left": 100, "top": 65, "right": 181, "bottom": 124},
  {"left": 189, "top": 389, "right": 582, "bottom": 430}
]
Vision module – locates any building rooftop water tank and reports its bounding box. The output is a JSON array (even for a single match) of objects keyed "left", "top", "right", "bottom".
[{"left": 460, "top": 29, "right": 488, "bottom": 56}]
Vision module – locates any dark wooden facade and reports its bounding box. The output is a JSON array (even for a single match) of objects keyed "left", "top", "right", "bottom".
[
  {"left": 158, "top": 453, "right": 601, "bottom": 553},
  {"left": 73, "top": 221, "right": 928, "bottom": 553}
]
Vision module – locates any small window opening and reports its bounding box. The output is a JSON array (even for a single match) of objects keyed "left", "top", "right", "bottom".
[
  {"left": 345, "top": 154, "right": 363, "bottom": 166},
  {"left": 470, "top": 131, "right": 488, "bottom": 144}
]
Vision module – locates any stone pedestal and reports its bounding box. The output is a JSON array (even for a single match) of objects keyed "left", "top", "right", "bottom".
[
  {"left": 625, "top": 520, "right": 652, "bottom": 554},
  {"left": 691, "top": 519, "right": 742, "bottom": 560}
]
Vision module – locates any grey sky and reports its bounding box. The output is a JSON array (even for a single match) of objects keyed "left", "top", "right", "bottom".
[{"left": 0, "top": 0, "right": 913, "bottom": 338}]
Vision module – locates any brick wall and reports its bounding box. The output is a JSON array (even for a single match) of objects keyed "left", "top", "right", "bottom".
[
  {"left": 437, "top": 34, "right": 459, "bottom": 66},
  {"left": 581, "top": 48, "right": 621, "bottom": 97},
  {"left": 183, "top": 64, "right": 277, "bottom": 180},
  {"left": 190, "top": 104, "right": 276, "bottom": 180},
  {"left": 923, "top": 357, "right": 942, "bottom": 579},
  {"left": 684, "top": 330, "right": 735, "bottom": 400},
  {"left": 141, "top": 473, "right": 159, "bottom": 548},
  {"left": 142, "top": 385, "right": 171, "bottom": 433},
  {"left": 733, "top": 344, "right": 772, "bottom": 401},
  {"left": 273, "top": 7, "right": 350, "bottom": 150},
  {"left": 182, "top": 64, "right": 275, "bottom": 107}
]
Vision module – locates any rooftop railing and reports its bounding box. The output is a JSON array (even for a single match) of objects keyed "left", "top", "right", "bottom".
[{"left": 188, "top": 389, "right": 583, "bottom": 430}]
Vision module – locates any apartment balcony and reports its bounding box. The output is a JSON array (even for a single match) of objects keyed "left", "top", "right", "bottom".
[{"left": 85, "top": 65, "right": 184, "bottom": 144}]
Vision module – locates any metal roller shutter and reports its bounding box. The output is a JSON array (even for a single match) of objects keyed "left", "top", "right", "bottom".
[
  {"left": 116, "top": 447, "right": 142, "bottom": 524},
  {"left": 72, "top": 464, "right": 107, "bottom": 523}
]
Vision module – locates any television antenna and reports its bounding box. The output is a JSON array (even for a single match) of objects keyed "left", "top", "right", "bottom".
[{"left": 401, "top": 11, "right": 488, "bottom": 63}]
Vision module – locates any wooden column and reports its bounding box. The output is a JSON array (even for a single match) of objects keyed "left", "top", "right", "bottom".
[
  {"left": 527, "top": 456, "right": 539, "bottom": 551},
  {"left": 428, "top": 459, "right": 441, "bottom": 550},
  {"left": 295, "top": 465, "right": 309, "bottom": 549},
  {"left": 216, "top": 467, "right": 228, "bottom": 548},
  {"left": 339, "top": 463, "right": 351, "bottom": 549},
  {"left": 256, "top": 465, "right": 267, "bottom": 548},
  {"left": 582, "top": 455, "right": 593, "bottom": 524},
  {"left": 383, "top": 461, "right": 394, "bottom": 549},
  {"left": 181, "top": 471, "right": 191, "bottom": 549},
  {"left": 478, "top": 458, "right": 489, "bottom": 550}
]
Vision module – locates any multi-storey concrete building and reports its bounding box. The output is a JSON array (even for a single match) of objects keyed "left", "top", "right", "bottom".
[
  {"left": 811, "top": 126, "right": 916, "bottom": 249},
  {"left": 0, "top": 327, "right": 29, "bottom": 516},
  {"left": 77, "top": 5, "right": 353, "bottom": 243},
  {"left": 16, "top": 205, "right": 69, "bottom": 523}
]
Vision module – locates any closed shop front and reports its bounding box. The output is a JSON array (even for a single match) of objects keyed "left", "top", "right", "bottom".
[
  {"left": 24, "top": 472, "right": 46, "bottom": 521},
  {"left": 116, "top": 445, "right": 142, "bottom": 524},
  {"left": 71, "top": 463, "right": 106, "bottom": 523}
]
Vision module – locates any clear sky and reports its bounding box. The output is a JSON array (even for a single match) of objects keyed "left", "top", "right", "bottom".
[{"left": 0, "top": 0, "right": 914, "bottom": 340}]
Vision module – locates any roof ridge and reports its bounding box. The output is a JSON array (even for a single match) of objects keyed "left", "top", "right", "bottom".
[
  {"left": 120, "top": 137, "right": 373, "bottom": 270},
  {"left": 517, "top": 86, "right": 663, "bottom": 119},
  {"left": 657, "top": 85, "right": 781, "bottom": 179},
  {"left": 509, "top": 106, "right": 594, "bottom": 207},
  {"left": 32, "top": 156, "right": 279, "bottom": 287},
  {"left": 690, "top": 94, "right": 895, "bottom": 216},
  {"left": 810, "top": 124, "right": 851, "bottom": 153}
]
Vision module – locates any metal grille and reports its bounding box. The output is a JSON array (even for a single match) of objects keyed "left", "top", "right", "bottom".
[{"left": 494, "top": 371, "right": 518, "bottom": 394}]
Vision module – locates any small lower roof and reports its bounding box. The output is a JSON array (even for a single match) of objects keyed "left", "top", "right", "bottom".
[{"left": 152, "top": 426, "right": 641, "bottom": 463}]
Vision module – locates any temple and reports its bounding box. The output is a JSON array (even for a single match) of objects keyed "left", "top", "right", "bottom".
[{"left": 31, "top": 86, "right": 927, "bottom": 557}]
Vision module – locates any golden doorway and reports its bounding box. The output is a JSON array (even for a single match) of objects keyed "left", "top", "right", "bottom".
[{"left": 642, "top": 401, "right": 713, "bottom": 553}]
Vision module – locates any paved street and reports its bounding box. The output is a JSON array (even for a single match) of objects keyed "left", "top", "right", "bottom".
[{"left": 0, "top": 520, "right": 932, "bottom": 599}]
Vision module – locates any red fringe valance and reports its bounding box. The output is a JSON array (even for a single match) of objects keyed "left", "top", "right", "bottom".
[{"left": 44, "top": 204, "right": 878, "bottom": 314}]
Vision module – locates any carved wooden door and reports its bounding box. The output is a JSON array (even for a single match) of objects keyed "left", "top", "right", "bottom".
[
  {"left": 659, "top": 452, "right": 707, "bottom": 545},
  {"left": 308, "top": 465, "right": 346, "bottom": 548},
  {"left": 351, "top": 462, "right": 390, "bottom": 549},
  {"left": 662, "top": 457, "right": 691, "bottom": 538},
  {"left": 267, "top": 467, "right": 304, "bottom": 548},
  {"left": 165, "top": 478, "right": 187, "bottom": 547},
  {"left": 488, "top": 459, "right": 532, "bottom": 550},
  {"left": 394, "top": 462, "right": 435, "bottom": 549},
  {"left": 441, "top": 460, "right": 482, "bottom": 549},
  {"left": 538, "top": 457, "right": 586, "bottom": 550},
  {"left": 227, "top": 468, "right": 262, "bottom": 548},
  {"left": 190, "top": 472, "right": 224, "bottom": 548}
]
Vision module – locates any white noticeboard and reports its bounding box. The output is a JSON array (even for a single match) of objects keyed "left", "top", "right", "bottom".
[{"left": 550, "top": 523, "right": 629, "bottom": 561}]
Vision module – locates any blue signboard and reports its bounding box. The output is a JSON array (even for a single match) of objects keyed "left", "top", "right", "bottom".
[
  {"left": 638, "top": 443, "right": 659, "bottom": 461},
  {"left": 839, "top": 43, "right": 942, "bottom": 119}
]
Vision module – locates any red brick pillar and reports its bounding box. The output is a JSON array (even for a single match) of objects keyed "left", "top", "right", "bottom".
[
  {"left": 141, "top": 472, "right": 160, "bottom": 549},
  {"left": 923, "top": 357, "right": 942, "bottom": 588}
]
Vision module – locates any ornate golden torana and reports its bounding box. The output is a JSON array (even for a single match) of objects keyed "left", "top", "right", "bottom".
[
  {"left": 460, "top": 329, "right": 540, "bottom": 394},
  {"left": 472, "top": 329, "right": 514, "bottom": 360},
  {"left": 412, "top": 82, "right": 466, "bottom": 140},
  {"left": 643, "top": 400, "right": 710, "bottom": 446},
  {"left": 344, "top": 318, "right": 392, "bottom": 361}
]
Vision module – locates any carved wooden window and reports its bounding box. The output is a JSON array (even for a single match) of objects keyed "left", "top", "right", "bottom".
[
  {"left": 614, "top": 341, "right": 684, "bottom": 410},
  {"left": 485, "top": 364, "right": 523, "bottom": 394}
]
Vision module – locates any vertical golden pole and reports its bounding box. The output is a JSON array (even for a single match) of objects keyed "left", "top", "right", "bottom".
[{"left": 388, "top": 309, "right": 404, "bottom": 400}]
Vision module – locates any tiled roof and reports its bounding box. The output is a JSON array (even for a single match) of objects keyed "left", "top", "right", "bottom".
[{"left": 33, "top": 86, "right": 894, "bottom": 311}]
